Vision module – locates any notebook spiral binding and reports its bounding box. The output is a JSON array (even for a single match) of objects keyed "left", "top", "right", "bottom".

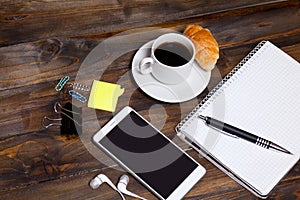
[{"left": 176, "top": 41, "right": 267, "bottom": 133}]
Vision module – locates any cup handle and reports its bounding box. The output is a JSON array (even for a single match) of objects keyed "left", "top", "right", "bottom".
[{"left": 139, "top": 57, "right": 154, "bottom": 75}]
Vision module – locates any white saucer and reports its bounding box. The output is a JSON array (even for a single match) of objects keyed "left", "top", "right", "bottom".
[{"left": 132, "top": 40, "right": 211, "bottom": 103}]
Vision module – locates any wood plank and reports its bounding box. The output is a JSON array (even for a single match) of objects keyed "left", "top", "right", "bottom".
[
  {"left": 221, "top": 35, "right": 300, "bottom": 69},
  {"left": 0, "top": 149, "right": 299, "bottom": 199},
  {"left": 0, "top": 132, "right": 97, "bottom": 188},
  {"left": 159, "top": 2, "right": 300, "bottom": 48},
  {"left": 0, "top": 38, "right": 97, "bottom": 91},
  {"left": 0, "top": 0, "right": 292, "bottom": 46}
]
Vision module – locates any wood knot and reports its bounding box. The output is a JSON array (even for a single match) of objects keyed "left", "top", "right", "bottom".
[
  {"left": 40, "top": 39, "right": 63, "bottom": 61},
  {"left": 5, "top": 14, "right": 28, "bottom": 21}
]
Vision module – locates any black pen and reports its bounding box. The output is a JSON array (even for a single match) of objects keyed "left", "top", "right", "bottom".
[{"left": 198, "top": 115, "right": 292, "bottom": 155}]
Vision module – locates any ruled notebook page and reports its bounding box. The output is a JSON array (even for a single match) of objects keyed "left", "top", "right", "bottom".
[{"left": 181, "top": 41, "right": 300, "bottom": 196}]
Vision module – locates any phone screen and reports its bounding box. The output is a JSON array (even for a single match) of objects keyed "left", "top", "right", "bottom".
[{"left": 99, "top": 111, "right": 198, "bottom": 199}]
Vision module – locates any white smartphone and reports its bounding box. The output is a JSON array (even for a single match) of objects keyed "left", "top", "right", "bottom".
[{"left": 92, "top": 106, "right": 206, "bottom": 200}]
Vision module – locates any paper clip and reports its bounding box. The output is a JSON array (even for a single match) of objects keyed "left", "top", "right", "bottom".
[
  {"left": 68, "top": 90, "right": 87, "bottom": 103},
  {"left": 68, "top": 82, "right": 90, "bottom": 92},
  {"left": 55, "top": 76, "right": 70, "bottom": 92}
]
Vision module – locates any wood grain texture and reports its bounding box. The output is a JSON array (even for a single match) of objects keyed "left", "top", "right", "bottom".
[
  {"left": 1, "top": 0, "right": 296, "bottom": 47},
  {"left": 0, "top": 150, "right": 299, "bottom": 199},
  {"left": 1, "top": 41, "right": 299, "bottom": 198},
  {"left": 1, "top": 2, "right": 299, "bottom": 90},
  {"left": 1, "top": 3, "right": 299, "bottom": 137},
  {"left": 0, "top": 0, "right": 299, "bottom": 199}
]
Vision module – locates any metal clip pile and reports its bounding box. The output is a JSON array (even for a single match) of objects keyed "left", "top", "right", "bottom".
[{"left": 55, "top": 76, "right": 90, "bottom": 103}]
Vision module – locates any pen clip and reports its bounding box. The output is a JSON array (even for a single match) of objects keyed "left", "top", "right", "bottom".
[
  {"left": 209, "top": 125, "right": 239, "bottom": 139},
  {"left": 197, "top": 116, "right": 239, "bottom": 139},
  {"left": 220, "top": 130, "right": 239, "bottom": 139}
]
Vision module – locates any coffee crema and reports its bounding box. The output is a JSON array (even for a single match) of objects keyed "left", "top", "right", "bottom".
[{"left": 154, "top": 42, "right": 192, "bottom": 67}]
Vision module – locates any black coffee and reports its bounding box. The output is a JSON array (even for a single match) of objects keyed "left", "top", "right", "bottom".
[{"left": 154, "top": 42, "right": 192, "bottom": 67}]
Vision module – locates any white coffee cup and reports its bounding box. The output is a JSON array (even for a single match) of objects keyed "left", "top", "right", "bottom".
[{"left": 139, "top": 33, "right": 195, "bottom": 85}]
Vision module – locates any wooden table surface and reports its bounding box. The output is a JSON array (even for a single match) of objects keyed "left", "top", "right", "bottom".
[{"left": 1, "top": 0, "right": 299, "bottom": 199}]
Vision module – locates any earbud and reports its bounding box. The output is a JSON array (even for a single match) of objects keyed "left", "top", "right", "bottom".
[
  {"left": 89, "top": 174, "right": 125, "bottom": 200},
  {"left": 90, "top": 174, "right": 118, "bottom": 190},
  {"left": 117, "top": 175, "right": 147, "bottom": 200}
]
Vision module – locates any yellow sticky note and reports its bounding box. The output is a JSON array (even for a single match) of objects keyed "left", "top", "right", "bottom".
[{"left": 88, "top": 80, "right": 124, "bottom": 112}]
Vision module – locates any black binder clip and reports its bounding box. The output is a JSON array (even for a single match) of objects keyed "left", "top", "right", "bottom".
[{"left": 42, "top": 102, "right": 82, "bottom": 136}]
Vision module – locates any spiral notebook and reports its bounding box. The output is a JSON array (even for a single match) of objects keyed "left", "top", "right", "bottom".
[{"left": 176, "top": 41, "right": 300, "bottom": 198}]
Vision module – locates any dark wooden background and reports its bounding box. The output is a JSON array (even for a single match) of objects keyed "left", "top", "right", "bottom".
[{"left": 0, "top": 0, "right": 299, "bottom": 199}]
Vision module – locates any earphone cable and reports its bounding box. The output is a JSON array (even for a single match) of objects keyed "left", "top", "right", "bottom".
[{"left": 117, "top": 189, "right": 126, "bottom": 200}]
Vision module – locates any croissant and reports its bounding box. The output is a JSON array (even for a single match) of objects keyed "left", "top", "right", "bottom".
[{"left": 184, "top": 25, "right": 219, "bottom": 71}]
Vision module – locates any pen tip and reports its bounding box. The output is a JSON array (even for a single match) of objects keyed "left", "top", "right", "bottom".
[
  {"left": 287, "top": 151, "right": 293, "bottom": 155},
  {"left": 282, "top": 147, "right": 293, "bottom": 155},
  {"left": 269, "top": 143, "right": 293, "bottom": 155},
  {"left": 283, "top": 148, "right": 293, "bottom": 155}
]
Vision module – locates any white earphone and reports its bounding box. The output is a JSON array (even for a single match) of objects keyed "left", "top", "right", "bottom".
[
  {"left": 89, "top": 174, "right": 125, "bottom": 200},
  {"left": 89, "top": 174, "right": 146, "bottom": 200},
  {"left": 117, "top": 175, "right": 147, "bottom": 200}
]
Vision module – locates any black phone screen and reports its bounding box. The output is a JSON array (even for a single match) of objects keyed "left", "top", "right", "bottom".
[{"left": 99, "top": 111, "right": 198, "bottom": 199}]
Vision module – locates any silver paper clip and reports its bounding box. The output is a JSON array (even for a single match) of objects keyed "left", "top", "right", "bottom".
[
  {"left": 68, "top": 82, "right": 90, "bottom": 92},
  {"left": 55, "top": 76, "right": 70, "bottom": 92},
  {"left": 68, "top": 90, "right": 87, "bottom": 103}
]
